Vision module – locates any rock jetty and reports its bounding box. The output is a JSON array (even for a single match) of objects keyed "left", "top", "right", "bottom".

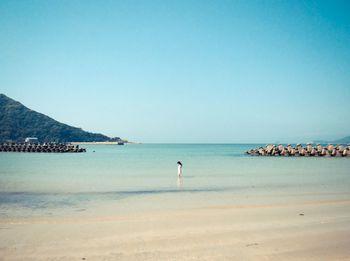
[
  {"left": 246, "top": 144, "right": 350, "bottom": 157},
  {"left": 0, "top": 142, "right": 86, "bottom": 153}
]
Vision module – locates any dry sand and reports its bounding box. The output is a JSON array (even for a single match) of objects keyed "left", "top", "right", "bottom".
[{"left": 1, "top": 199, "right": 350, "bottom": 260}]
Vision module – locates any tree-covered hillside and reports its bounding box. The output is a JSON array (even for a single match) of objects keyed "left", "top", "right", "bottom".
[
  {"left": 333, "top": 136, "right": 350, "bottom": 144},
  {"left": 0, "top": 94, "right": 111, "bottom": 143}
]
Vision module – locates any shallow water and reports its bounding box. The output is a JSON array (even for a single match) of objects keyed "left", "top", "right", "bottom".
[{"left": 1, "top": 144, "right": 349, "bottom": 217}]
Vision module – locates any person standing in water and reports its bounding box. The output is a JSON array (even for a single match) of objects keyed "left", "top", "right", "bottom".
[{"left": 177, "top": 161, "right": 183, "bottom": 177}]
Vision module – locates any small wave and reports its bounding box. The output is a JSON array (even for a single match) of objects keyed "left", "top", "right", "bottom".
[
  {"left": 0, "top": 187, "right": 228, "bottom": 210},
  {"left": 0, "top": 187, "right": 226, "bottom": 198}
]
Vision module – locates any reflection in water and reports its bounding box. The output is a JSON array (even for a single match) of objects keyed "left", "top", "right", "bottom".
[{"left": 177, "top": 176, "right": 183, "bottom": 190}]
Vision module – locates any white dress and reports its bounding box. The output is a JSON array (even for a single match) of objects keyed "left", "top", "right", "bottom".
[{"left": 177, "top": 165, "right": 182, "bottom": 176}]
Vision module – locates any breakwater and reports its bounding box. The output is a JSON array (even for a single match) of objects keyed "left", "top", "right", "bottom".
[
  {"left": 246, "top": 144, "right": 350, "bottom": 157},
  {"left": 0, "top": 143, "right": 86, "bottom": 153}
]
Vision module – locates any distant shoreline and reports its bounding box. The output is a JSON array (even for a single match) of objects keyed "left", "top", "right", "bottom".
[{"left": 71, "top": 141, "right": 141, "bottom": 145}]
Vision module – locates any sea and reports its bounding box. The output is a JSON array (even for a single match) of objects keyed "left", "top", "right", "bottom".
[{"left": 1, "top": 144, "right": 350, "bottom": 218}]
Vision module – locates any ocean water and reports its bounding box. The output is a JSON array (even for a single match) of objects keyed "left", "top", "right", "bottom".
[{"left": 0, "top": 144, "right": 350, "bottom": 217}]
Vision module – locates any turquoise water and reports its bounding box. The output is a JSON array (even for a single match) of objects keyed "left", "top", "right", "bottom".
[{"left": 1, "top": 144, "right": 350, "bottom": 217}]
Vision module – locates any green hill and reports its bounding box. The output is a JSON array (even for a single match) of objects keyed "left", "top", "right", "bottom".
[
  {"left": 333, "top": 136, "right": 350, "bottom": 144},
  {"left": 0, "top": 94, "right": 112, "bottom": 143}
]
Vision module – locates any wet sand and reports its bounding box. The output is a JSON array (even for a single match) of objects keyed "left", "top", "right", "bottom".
[{"left": 1, "top": 199, "right": 350, "bottom": 260}]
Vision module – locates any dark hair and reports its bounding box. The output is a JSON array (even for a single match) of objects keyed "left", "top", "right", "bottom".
[{"left": 177, "top": 161, "right": 182, "bottom": 166}]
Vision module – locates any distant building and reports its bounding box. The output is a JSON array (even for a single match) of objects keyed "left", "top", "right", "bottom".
[{"left": 25, "top": 137, "right": 39, "bottom": 144}]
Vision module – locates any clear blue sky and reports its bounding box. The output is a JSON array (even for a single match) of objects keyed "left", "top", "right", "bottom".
[{"left": 1, "top": 0, "right": 349, "bottom": 143}]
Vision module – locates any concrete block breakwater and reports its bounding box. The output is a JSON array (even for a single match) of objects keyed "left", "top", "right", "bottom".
[
  {"left": 246, "top": 144, "right": 350, "bottom": 157},
  {"left": 0, "top": 143, "right": 86, "bottom": 153}
]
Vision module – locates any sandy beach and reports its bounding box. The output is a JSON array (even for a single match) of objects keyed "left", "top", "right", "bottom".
[
  {"left": 70, "top": 142, "right": 125, "bottom": 145},
  {"left": 2, "top": 0, "right": 350, "bottom": 259},
  {"left": 70, "top": 141, "right": 140, "bottom": 145},
  {"left": 1, "top": 144, "right": 350, "bottom": 260},
  {"left": 1, "top": 198, "right": 350, "bottom": 261}
]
